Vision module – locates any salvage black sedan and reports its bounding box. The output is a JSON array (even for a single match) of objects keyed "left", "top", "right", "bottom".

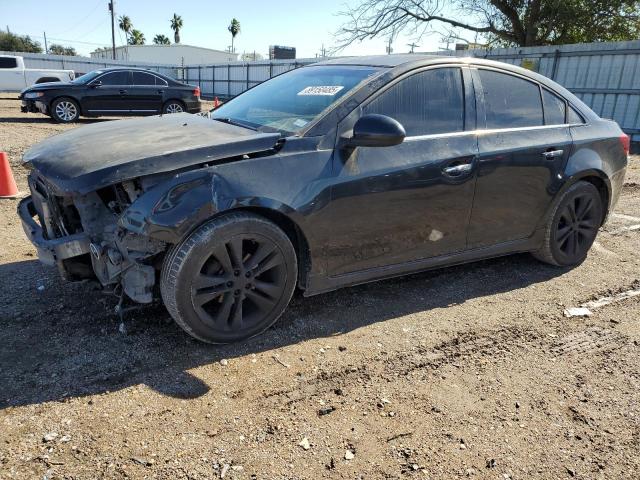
[
  {"left": 18, "top": 55, "right": 628, "bottom": 343},
  {"left": 20, "top": 67, "right": 201, "bottom": 123}
]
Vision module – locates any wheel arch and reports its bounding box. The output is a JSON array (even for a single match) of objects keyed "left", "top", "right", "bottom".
[
  {"left": 540, "top": 169, "right": 611, "bottom": 230},
  {"left": 36, "top": 77, "right": 61, "bottom": 84},
  {"left": 163, "top": 98, "right": 186, "bottom": 110},
  {"left": 231, "top": 206, "right": 312, "bottom": 291},
  {"left": 120, "top": 172, "right": 314, "bottom": 290},
  {"left": 49, "top": 94, "right": 81, "bottom": 112}
]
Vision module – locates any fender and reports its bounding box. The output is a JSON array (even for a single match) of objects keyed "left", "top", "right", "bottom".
[
  {"left": 119, "top": 169, "right": 304, "bottom": 245},
  {"left": 535, "top": 168, "right": 612, "bottom": 232}
]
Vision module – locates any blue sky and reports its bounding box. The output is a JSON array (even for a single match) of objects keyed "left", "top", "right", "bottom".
[{"left": 0, "top": 0, "right": 458, "bottom": 58}]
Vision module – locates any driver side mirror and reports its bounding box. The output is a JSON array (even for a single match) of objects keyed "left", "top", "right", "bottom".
[
  {"left": 343, "top": 114, "right": 406, "bottom": 148},
  {"left": 89, "top": 80, "right": 102, "bottom": 88}
]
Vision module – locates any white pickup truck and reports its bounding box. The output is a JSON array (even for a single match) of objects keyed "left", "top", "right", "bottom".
[{"left": 0, "top": 55, "right": 74, "bottom": 91}]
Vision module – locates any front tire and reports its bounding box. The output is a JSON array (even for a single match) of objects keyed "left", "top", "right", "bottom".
[
  {"left": 160, "top": 212, "right": 298, "bottom": 343},
  {"left": 533, "top": 181, "right": 603, "bottom": 266},
  {"left": 50, "top": 97, "right": 80, "bottom": 123}
]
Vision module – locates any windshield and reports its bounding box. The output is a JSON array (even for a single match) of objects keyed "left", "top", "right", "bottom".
[
  {"left": 211, "top": 65, "right": 381, "bottom": 134},
  {"left": 71, "top": 70, "right": 103, "bottom": 84}
]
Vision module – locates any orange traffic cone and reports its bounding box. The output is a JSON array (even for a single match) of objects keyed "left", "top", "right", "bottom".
[
  {"left": 214, "top": 97, "right": 220, "bottom": 108},
  {"left": 0, "top": 152, "right": 19, "bottom": 199}
]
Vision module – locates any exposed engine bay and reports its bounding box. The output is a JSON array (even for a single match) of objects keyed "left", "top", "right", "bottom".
[{"left": 22, "top": 173, "right": 167, "bottom": 303}]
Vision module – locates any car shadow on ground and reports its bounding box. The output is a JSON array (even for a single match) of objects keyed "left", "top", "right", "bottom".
[
  {"left": 0, "top": 116, "right": 113, "bottom": 124},
  {"left": 0, "top": 254, "right": 567, "bottom": 409}
]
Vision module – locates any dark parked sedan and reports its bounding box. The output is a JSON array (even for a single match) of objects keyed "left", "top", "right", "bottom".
[
  {"left": 20, "top": 67, "right": 201, "bottom": 122},
  {"left": 18, "top": 55, "right": 628, "bottom": 343}
]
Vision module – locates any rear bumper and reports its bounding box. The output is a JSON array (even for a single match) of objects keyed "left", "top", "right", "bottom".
[
  {"left": 185, "top": 99, "right": 202, "bottom": 114},
  {"left": 18, "top": 196, "right": 90, "bottom": 268},
  {"left": 609, "top": 166, "right": 627, "bottom": 214}
]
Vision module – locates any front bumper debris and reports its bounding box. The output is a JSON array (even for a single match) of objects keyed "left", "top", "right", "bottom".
[{"left": 18, "top": 196, "right": 90, "bottom": 268}]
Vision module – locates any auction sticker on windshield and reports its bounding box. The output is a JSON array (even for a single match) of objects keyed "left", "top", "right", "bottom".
[{"left": 298, "top": 86, "right": 344, "bottom": 96}]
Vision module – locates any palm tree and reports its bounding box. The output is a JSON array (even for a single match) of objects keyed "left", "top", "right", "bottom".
[
  {"left": 128, "top": 29, "right": 145, "bottom": 45},
  {"left": 153, "top": 34, "right": 170, "bottom": 45},
  {"left": 228, "top": 18, "right": 240, "bottom": 53},
  {"left": 118, "top": 15, "right": 132, "bottom": 43},
  {"left": 170, "top": 14, "right": 183, "bottom": 44}
]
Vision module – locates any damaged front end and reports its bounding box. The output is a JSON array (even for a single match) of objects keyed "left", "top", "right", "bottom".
[{"left": 18, "top": 173, "right": 166, "bottom": 303}]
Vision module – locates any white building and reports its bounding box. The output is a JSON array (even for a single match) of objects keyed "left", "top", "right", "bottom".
[{"left": 91, "top": 44, "right": 238, "bottom": 65}]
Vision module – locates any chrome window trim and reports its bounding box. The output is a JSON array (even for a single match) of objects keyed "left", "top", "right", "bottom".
[{"left": 403, "top": 123, "right": 584, "bottom": 142}]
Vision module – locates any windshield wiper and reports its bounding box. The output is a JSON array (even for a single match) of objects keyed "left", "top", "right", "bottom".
[{"left": 213, "top": 117, "right": 258, "bottom": 131}]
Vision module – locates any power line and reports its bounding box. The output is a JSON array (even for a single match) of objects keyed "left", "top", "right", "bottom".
[
  {"left": 24, "top": 34, "right": 110, "bottom": 47},
  {"left": 49, "top": 0, "right": 103, "bottom": 37}
]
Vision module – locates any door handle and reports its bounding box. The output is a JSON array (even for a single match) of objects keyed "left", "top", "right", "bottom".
[
  {"left": 443, "top": 163, "right": 473, "bottom": 176},
  {"left": 119, "top": 89, "right": 128, "bottom": 95},
  {"left": 541, "top": 149, "right": 564, "bottom": 159}
]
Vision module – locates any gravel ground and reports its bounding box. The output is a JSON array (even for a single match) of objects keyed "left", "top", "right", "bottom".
[{"left": 0, "top": 93, "right": 639, "bottom": 479}]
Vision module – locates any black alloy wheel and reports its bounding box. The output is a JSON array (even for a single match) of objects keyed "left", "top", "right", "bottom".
[
  {"left": 161, "top": 212, "right": 297, "bottom": 343},
  {"left": 533, "top": 181, "right": 603, "bottom": 266}
]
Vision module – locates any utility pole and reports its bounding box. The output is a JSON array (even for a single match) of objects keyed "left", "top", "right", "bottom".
[
  {"left": 108, "top": 1, "right": 116, "bottom": 60},
  {"left": 386, "top": 37, "right": 393, "bottom": 55},
  {"left": 43, "top": 31, "right": 48, "bottom": 54},
  {"left": 407, "top": 42, "right": 418, "bottom": 53}
]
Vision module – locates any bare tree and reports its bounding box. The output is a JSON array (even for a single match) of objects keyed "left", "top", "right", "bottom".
[{"left": 335, "top": 0, "right": 640, "bottom": 50}]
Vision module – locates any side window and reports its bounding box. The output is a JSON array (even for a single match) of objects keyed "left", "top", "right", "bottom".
[
  {"left": 567, "top": 106, "right": 585, "bottom": 124},
  {"left": 155, "top": 76, "right": 168, "bottom": 86},
  {"left": 132, "top": 72, "right": 156, "bottom": 86},
  {"left": 363, "top": 67, "right": 464, "bottom": 136},
  {"left": 0, "top": 57, "right": 18, "bottom": 68},
  {"left": 542, "top": 89, "right": 566, "bottom": 125},
  {"left": 98, "top": 71, "right": 130, "bottom": 86},
  {"left": 478, "top": 70, "right": 543, "bottom": 128}
]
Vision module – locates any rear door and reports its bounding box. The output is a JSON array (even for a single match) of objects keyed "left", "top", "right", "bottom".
[
  {"left": 127, "top": 71, "right": 165, "bottom": 113},
  {"left": 82, "top": 70, "right": 131, "bottom": 114},
  {"left": 326, "top": 66, "right": 479, "bottom": 275},
  {"left": 467, "top": 67, "right": 573, "bottom": 248}
]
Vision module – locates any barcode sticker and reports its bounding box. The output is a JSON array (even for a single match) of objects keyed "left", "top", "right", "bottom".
[{"left": 297, "top": 86, "right": 344, "bottom": 96}]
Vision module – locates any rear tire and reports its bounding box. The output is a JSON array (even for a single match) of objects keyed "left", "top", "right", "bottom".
[
  {"left": 162, "top": 100, "right": 185, "bottom": 114},
  {"left": 160, "top": 212, "right": 297, "bottom": 344},
  {"left": 532, "top": 181, "right": 603, "bottom": 266},
  {"left": 50, "top": 97, "right": 80, "bottom": 123}
]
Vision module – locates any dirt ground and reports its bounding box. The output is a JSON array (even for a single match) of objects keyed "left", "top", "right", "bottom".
[{"left": 0, "top": 92, "right": 639, "bottom": 480}]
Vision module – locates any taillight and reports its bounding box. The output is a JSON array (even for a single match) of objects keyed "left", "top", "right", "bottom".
[
  {"left": 193, "top": 86, "right": 200, "bottom": 98},
  {"left": 620, "top": 133, "right": 630, "bottom": 155}
]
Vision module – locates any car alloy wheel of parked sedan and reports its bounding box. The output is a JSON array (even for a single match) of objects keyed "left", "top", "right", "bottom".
[
  {"left": 163, "top": 101, "right": 185, "bottom": 114},
  {"left": 51, "top": 98, "right": 80, "bottom": 123},
  {"left": 18, "top": 55, "right": 629, "bottom": 343}
]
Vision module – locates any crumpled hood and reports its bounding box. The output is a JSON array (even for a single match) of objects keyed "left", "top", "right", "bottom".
[{"left": 24, "top": 113, "right": 281, "bottom": 194}]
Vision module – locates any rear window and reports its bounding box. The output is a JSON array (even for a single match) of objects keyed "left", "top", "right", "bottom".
[
  {"left": 132, "top": 71, "right": 156, "bottom": 85},
  {"left": 0, "top": 57, "right": 18, "bottom": 68},
  {"left": 478, "top": 69, "right": 543, "bottom": 129}
]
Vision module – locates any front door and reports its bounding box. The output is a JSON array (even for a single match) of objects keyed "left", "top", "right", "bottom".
[
  {"left": 326, "top": 66, "right": 479, "bottom": 276},
  {"left": 467, "top": 68, "right": 574, "bottom": 248},
  {"left": 82, "top": 70, "right": 132, "bottom": 114}
]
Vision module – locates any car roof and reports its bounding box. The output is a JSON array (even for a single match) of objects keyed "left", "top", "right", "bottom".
[{"left": 96, "top": 66, "right": 166, "bottom": 74}]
